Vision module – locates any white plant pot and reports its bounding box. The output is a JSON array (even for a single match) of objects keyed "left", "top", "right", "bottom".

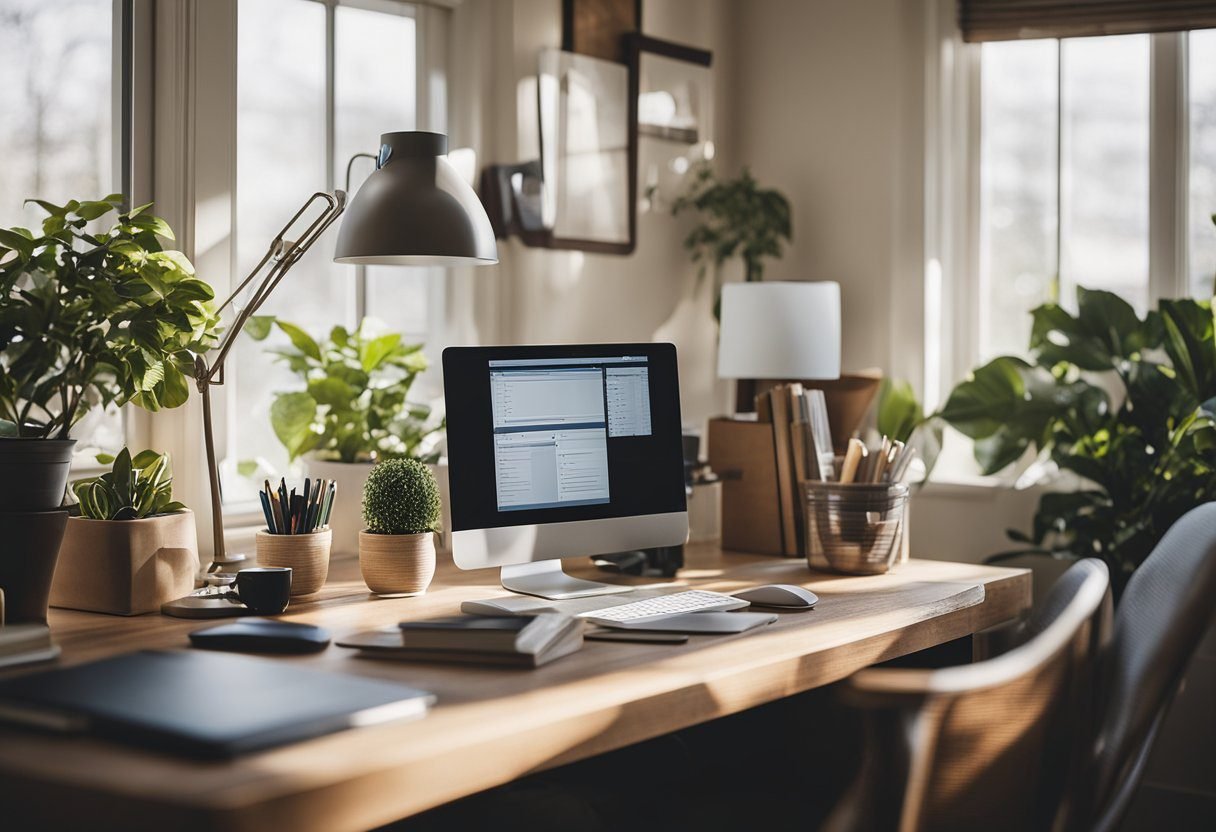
[
  {"left": 301, "top": 458, "right": 373, "bottom": 558},
  {"left": 302, "top": 458, "right": 452, "bottom": 558}
]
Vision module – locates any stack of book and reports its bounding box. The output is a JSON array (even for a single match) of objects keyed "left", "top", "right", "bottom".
[
  {"left": 338, "top": 613, "right": 583, "bottom": 668},
  {"left": 0, "top": 623, "right": 60, "bottom": 670}
]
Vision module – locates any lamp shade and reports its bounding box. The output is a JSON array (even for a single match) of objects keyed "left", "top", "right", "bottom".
[
  {"left": 717, "top": 281, "right": 841, "bottom": 379},
  {"left": 334, "top": 131, "right": 498, "bottom": 266}
]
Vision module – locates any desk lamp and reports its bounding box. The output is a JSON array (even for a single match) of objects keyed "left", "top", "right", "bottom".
[
  {"left": 162, "top": 131, "right": 497, "bottom": 618},
  {"left": 717, "top": 281, "right": 842, "bottom": 406}
]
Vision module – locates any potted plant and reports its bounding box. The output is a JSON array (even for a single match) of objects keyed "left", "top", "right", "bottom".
[
  {"left": 247, "top": 316, "right": 444, "bottom": 556},
  {"left": 658, "top": 163, "right": 793, "bottom": 421},
  {"left": 0, "top": 195, "right": 219, "bottom": 620},
  {"left": 891, "top": 288, "right": 1215, "bottom": 596},
  {"left": 51, "top": 448, "right": 197, "bottom": 615},
  {"left": 358, "top": 458, "right": 441, "bottom": 596},
  {"left": 670, "top": 161, "right": 792, "bottom": 315}
]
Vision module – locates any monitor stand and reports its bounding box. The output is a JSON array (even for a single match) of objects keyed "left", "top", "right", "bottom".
[{"left": 500, "top": 560, "right": 635, "bottom": 600}]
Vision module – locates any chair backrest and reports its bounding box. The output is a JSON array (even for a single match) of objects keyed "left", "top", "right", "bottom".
[
  {"left": 830, "top": 558, "right": 1111, "bottom": 832},
  {"left": 1086, "top": 502, "right": 1216, "bottom": 831}
]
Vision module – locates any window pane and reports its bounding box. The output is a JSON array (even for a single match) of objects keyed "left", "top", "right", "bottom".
[
  {"left": 229, "top": 0, "right": 422, "bottom": 503},
  {"left": 1190, "top": 29, "right": 1216, "bottom": 299},
  {"left": 334, "top": 6, "right": 438, "bottom": 398},
  {"left": 1060, "top": 34, "right": 1150, "bottom": 312},
  {"left": 0, "top": 0, "right": 112, "bottom": 229},
  {"left": 979, "top": 39, "right": 1059, "bottom": 360},
  {"left": 0, "top": 0, "right": 121, "bottom": 460},
  {"left": 230, "top": 0, "right": 331, "bottom": 502}
]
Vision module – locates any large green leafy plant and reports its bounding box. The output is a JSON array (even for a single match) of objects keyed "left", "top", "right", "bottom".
[
  {"left": 671, "top": 162, "right": 792, "bottom": 288},
  {"left": 71, "top": 447, "right": 185, "bottom": 520},
  {"left": 249, "top": 317, "right": 441, "bottom": 464},
  {"left": 0, "top": 195, "right": 220, "bottom": 438},
  {"left": 935, "top": 289, "right": 1215, "bottom": 589}
]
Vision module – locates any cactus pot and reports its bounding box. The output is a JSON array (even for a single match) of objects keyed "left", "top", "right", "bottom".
[{"left": 358, "top": 530, "right": 436, "bottom": 596}]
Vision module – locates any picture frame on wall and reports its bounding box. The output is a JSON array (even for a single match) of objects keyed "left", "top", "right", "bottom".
[
  {"left": 537, "top": 48, "right": 635, "bottom": 254},
  {"left": 634, "top": 37, "right": 713, "bottom": 145}
]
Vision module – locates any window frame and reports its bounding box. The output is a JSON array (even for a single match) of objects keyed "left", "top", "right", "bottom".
[
  {"left": 219, "top": 0, "right": 441, "bottom": 530},
  {"left": 136, "top": 0, "right": 450, "bottom": 554},
  {"left": 924, "top": 0, "right": 1206, "bottom": 481}
]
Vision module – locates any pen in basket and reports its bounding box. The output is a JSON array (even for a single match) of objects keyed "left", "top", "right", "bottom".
[{"left": 260, "top": 478, "right": 336, "bottom": 534}]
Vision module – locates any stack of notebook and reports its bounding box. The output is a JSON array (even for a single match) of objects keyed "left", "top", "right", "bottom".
[
  {"left": 756, "top": 383, "right": 836, "bottom": 556},
  {"left": 338, "top": 613, "right": 583, "bottom": 668}
]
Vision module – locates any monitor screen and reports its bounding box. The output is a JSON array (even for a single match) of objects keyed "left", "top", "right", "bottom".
[{"left": 443, "top": 344, "right": 686, "bottom": 532}]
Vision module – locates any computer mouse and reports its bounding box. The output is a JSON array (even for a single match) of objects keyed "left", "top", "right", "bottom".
[
  {"left": 731, "top": 584, "right": 819, "bottom": 609},
  {"left": 188, "top": 619, "right": 332, "bottom": 654}
]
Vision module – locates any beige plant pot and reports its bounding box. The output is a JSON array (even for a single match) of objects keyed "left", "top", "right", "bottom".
[
  {"left": 358, "top": 530, "right": 436, "bottom": 596},
  {"left": 50, "top": 510, "right": 198, "bottom": 616},
  {"left": 256, "top": 528, "right": 332, "bottom": 596}
]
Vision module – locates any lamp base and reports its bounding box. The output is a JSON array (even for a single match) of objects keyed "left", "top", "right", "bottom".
[
  {"left": 160, "top": 593, "right": 252, "bottom": 619},
  {"left": 160, "top": 553, "right": 252, "bottom": 619}
]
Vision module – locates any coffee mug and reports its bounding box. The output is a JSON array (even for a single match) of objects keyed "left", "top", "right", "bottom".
[{"left": 225, "top": 567, "right": 292, "bottom": 615}]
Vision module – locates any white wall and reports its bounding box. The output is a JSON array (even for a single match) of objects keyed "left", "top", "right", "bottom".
[
  {"left": 449, "top": 0, "right": 740, "bottom": 431},
  {"left": 447, "top": 0, "right": 1034, "bottom": 565}
]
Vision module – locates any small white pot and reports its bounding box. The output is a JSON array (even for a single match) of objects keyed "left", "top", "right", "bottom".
[{"left": 302, "top": 458, "right": 374, "bottom": 558}]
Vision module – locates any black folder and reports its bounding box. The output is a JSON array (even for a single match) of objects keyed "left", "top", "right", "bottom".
[{"left": 0, "top": 649, "right": 434, "bottom": 759}]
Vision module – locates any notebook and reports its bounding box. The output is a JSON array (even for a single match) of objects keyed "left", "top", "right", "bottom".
[
  {"left": 340, "top": 613, "right": 584, "bottom": 668},
  {"left": 0, "top": 650, "right": 434, "bottom": 759}
]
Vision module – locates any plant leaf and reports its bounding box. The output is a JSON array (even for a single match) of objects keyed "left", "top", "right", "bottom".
[
  {"left": 270, "top": 392, "right": 317, "bottom": 461},
  {"left": 244, "top": 315, "right": 275, "bottom": 340},
  {"left": 274, "top": 320, "right": 322, "bottom": 361}
]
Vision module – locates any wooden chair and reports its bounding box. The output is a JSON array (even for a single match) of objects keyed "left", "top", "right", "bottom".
[
  {"left": 1084, "top": 502, "right": 1216, "bottom": 831},
  {"left": 826, "top": 558, "right": 1112, "bottom": 832}
]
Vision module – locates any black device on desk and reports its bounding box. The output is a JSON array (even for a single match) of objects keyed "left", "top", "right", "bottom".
[
  {"left": 189, "top": 619, "right": 332, "bottom": 654},
  {"left": 0, "top": 650, "right": 433, "bottom": 759}
]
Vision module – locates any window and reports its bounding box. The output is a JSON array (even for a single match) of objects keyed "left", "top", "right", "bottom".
[
  {"left": 227, "top": 0, "right": 432, "bottom": 506},
  {"left": 977, "top": 30, "right": 1214, "bottom": 364},
  {"left": 1190, "top": 29, "right": 1216, "bottom": 299},
  {"left": 0, "top": 0, "right": 124, "bottom": 461}
]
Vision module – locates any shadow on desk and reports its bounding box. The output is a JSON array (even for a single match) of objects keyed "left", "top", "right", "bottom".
[{"left": 388, "top": 685, "right": 862, "bottom": 832}]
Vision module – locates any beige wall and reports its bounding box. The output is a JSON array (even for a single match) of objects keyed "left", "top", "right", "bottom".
[
  {"left": 447, "top": 0, "right": 1031, "bottom": 565},
  {"left": 733, "top": 0, "right": 927, "bottom": 381},
  {"left": 449, "top": 0, "right": 740, "bottom": 430}
]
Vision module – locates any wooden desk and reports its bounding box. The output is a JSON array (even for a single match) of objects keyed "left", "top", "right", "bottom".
[{"left": 0, "top": 545, "right": 1029, "bottom": 832}]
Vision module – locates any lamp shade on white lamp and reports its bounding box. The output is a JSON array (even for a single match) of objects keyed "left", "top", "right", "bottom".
[{"left": 717, "top": 281, "right": 841, "bottom": 380}]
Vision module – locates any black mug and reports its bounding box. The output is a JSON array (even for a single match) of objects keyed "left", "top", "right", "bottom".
[{"left": 226, "top": 567, "right": 292, "bottom": 615}]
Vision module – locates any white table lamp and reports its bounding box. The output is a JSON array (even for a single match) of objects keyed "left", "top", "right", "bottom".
[{"left": 717, "top": 281, "right": 841, "bottom": 380}]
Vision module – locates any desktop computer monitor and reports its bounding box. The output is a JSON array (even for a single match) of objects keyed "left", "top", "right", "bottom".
[{"left": 443, "top": 343, "right": 688, "bottom": 599}]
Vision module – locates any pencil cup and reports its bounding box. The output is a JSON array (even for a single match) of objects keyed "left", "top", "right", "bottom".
[
  {"left": 803, "top": 482, "right": 909, "bottom": 575},
  {"left": 256, "top": 528, "right": 332, "bottom": 596}
]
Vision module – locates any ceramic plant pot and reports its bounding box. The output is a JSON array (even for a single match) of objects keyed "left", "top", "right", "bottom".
[
  {"left": 1, "top": 509, "right": 68, "bottom": 624},
  {"left": 256, "top": 528, "right": 332, "bottom": 596},
  {"left": 303, "top": 458, "right": 373, "bottom": 558},
  {"left": 0, "top": 438, "right": 76, "bottom": 511},
  {"left": 50, "top": 510, "right": 199, "bottom": 616},
  {"left": 359, "top": 530, "right": 436, "bottom": 596}
]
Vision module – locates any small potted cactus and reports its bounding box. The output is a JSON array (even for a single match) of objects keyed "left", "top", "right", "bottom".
[{"left": 359, "top": 459, "right": 441, "bottom": 596}]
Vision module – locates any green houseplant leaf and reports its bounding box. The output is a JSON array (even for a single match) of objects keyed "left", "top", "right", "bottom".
[
  {"left": 934, "top": 290, "right": 1216, "bottom": 593},
  {"left": 0, "top": 196, "right": 221, "bottom": 438},
  {"left": 259, "top": 318, "right": 442, "bottom": 464},
  {"left": 71, "top": 447, "right": 184, "bottom": 520}
]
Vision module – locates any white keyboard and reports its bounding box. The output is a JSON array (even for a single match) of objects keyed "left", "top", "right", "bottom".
[{"left": 583, "top": 590, "right": 750, "bottom": 628}]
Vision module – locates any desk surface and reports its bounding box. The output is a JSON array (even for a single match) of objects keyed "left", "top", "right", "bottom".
[{"left": 0, "top": 545, "right": 1030, "bottom": 832}]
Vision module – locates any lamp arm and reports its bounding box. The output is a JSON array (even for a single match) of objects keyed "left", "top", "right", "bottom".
[
  {"left": 194, "top": 189, "right": 346, "bottom": 570},
  {"left": 200, "top": 190, "right": 348, "bottom": 385}
]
